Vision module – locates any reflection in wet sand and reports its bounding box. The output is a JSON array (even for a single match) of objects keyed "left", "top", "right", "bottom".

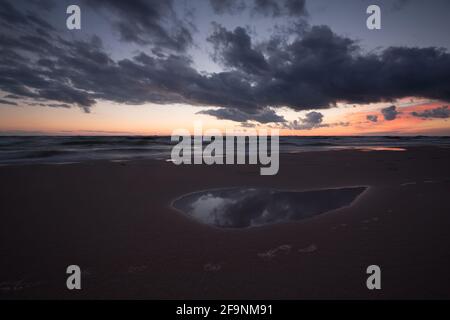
[
  {"left": 358, "top": 147, "right": 406, "bottom": 152},
  {"left": 172, "top": 186, "right": 367, "bottom": 228}
]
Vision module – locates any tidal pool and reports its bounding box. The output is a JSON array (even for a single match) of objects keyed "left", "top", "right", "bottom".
[{"left": 172, "top": 186, "right": 367, "bottom": 229}]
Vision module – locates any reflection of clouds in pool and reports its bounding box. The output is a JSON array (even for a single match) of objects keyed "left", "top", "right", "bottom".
[
  {"left": 173, "top": 187, "right": 367, "bottom": 229},
  {"left": 189, "top": 194, "right": 237, "bottom": 226}
]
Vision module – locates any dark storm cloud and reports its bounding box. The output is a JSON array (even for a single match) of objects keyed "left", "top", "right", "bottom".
[
  {"left": 252, "top": 0, "right": 281, "bottom": 16},
  {"left": 26, "top": 102, "right": 47, "bottom": 107},
  {"left": 284, "top": 0, "right": 308, "bottom": 16},
  {"left": 208, "top": 24, "right": 269, "bottom": 74},
  {"left": 4, "top": 94, "right": 20, "bottom": 99},
  {"left": 283, "top": 111, "right": 324, "bottom": 130},
  {"left": 209, "top": 0, "right": 307, "bottom": 17},
  {"left": 411, "top": 106, "right": 450, "bottom": 119},
  {"left": 47, "top": 103, "right": 71, "bottom": 109},
  {"left": 83, "top": 0, "right": 193, "bottom": 51},
  {"left": 27, "top": 0, "right": 55, "bottom": 11},
  {"left": 2, "top": 20, "right": 260, "bottom": 115},
  {"left": 266, "top": 28, "right": 448, "bottom": 114},
  {"left": 198, "top": 107, "right": 286, "bottom": 123},
  {"left": 1, "top": 0, "right": 450, "bottom": 123},
  {"left": 252, "top": 0, "right": 307, "bottom": 17},
  {"left": 301, "top": 111, "right": 323, "bottom": 125},
  {"left": 206, "top": 24, "right": 450, "bottom": 121},
  {"left": 367, "top": 115, "right": 378, "bottom": 122},
  {"left": 0, "top": 1, "right": 54, "bottom": 31},
  {"left": 0, "top": 98, "right": 17, "bottom": 106},
  {"left": 381, "top": 106, "right": 400, "bottom": 121},
  {"left": 209, "top": 0, "right": 245, "bottom": 14},
  {"left": 282, "top": 111, "right": 350, "bottom": 130},
  {"left": 0, "top": 11, "right": 99, "bottom": 112}
]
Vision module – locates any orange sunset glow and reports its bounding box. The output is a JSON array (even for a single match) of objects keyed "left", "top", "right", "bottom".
[{"left": 1, "top": 99, "right": 448, "bottom": 136}]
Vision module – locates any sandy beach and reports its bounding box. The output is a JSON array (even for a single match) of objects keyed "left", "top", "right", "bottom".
[{"left": 1, "top": 146, "right": 449, "bottom": 299}]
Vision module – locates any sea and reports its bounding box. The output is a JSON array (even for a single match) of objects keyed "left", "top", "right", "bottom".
[{"left": 0, "top": 136, "right": 449, "bottom": 165}]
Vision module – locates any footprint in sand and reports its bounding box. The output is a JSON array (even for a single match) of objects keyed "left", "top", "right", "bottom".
[
  {"left": 361, "top": 217, "right": 379, "bottom": 224},
  {"left": 257, "top": 244, "right": 292, "bottom": 260},
  {"left": 331, "top": 223, "right": 348, "bottom": 230},
  {"left": 203, "top": 263, "right": 222, "bottom": 272},
  {"left": 401, "top": 182, "right": 417, "bottom": 186},
  {"left": 298, "top": 244, "right": 318, "bottom": 253},
  {"left": 258, "top": 244, "right": 318, "bottom": 260}
]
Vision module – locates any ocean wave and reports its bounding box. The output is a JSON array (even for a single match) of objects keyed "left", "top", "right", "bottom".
[{"left": 0, "top": 136, "right": 449, "bottom": 165}]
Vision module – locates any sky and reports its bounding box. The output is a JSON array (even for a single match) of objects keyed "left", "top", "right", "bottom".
[{"left": 0, "top": 0, "right": 449, "bottom": 135}]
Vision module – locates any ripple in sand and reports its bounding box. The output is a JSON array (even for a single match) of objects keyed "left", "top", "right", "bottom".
[{"left": 172, "top": 186, "right": 367, "bottom": 229}]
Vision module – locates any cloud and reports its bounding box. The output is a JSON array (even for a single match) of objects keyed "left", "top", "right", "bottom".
[
  {"left": 367, "top": 115, "right": 378, "bottom": 122},
  {"left": 198, "top": 107, "right": 286, "bottom": 123},
  {"left": 209, "top": 0, "right": 307, "bottom": 17},
  {"left": 284, "top": 111, "right": 325, "bottom": 130},
  {"left": 281, "top": 111, "right": 349, "bottom": 130},
  {"left": 207, "top": 24, "right": 269, "bottom": 74},
  {"left": 0, "top": 98, "right": 17, "bottom": 105},
  {"left": 46, "top": 103, "right": 71, "bottom": 109},
  {"left": 253, "top": 0, "right": 307, "bottom": 17},
  {"left": 0, "top": 1, "right": 54, "bottom": 31},
  {"left": 284, "top": 0, "right": 308, "bottom": 16},
  {"left": 411, "top": 106, "right": 450, "bottom": 119},
  {"left": 83, "top": 0, "right": 193, "bottom": 52},
  {"left": 301, "top": 111, "right": 323, "bottom": 126},
  {"left": 239, "top": 122, "right": 257, "bottom": 128},
  {"left": 381, "top": 106, "right": 400, "bottom": 121},
  {"left": 4, "top": 94, "right": 20, "bottom": 99},
  {"left": 205, "top": 24, "right": 450, "bottom": 118},
  {"left": 209, "top": 0, "right": 246, "bottom": 14},
  {"left": 1, "top": 1, "right": 450, "bottom": 124}
]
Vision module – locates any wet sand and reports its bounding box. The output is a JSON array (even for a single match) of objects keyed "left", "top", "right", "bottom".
[{"left": 1, "top": 147, "right": 450, "bottom": 299}]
